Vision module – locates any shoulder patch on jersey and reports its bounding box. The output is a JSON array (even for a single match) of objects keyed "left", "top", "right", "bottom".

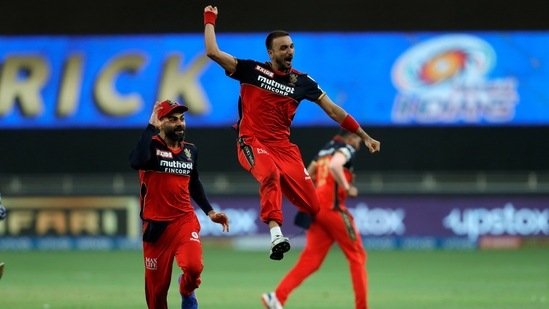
[{"left": 255, "top": 64, "right": 274, "bottom": 78}]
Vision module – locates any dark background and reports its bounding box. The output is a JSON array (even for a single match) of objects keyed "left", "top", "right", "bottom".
[
  {"left": 1, "top": 0, "right": 548, "bottom": 174},
  {"left": 2, "top": 0, "right": 548, "bottom": 34}
]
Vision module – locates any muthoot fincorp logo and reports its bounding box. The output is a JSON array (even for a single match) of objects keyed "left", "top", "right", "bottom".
[{"left": 391, "top": 34, "right": 519, "bottom": 125}]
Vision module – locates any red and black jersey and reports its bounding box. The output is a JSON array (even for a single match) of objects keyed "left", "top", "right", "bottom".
[
  {"left": 228, "top": 59, "right": 325, "bottom": 141},
  {"left": 312, "top": 136, "right": 357, "bottom": 210},
  {"left": 129, "top": 125, "right": 213, "bottom": 221}
]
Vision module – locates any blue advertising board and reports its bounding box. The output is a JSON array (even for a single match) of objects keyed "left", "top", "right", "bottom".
[{"left": 1, "top": 32, "right": 548, "bottom": 128}]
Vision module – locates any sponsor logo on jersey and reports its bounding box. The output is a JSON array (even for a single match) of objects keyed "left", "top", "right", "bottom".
[
  {"left": 156, "top": 149, "right": 173, "bottom": 159},
  {"left": 190, "top": 231, "right": 200, "bottom": 242},
  {"left": 255, "top": 65, "right": 274, "bottom": 78},
  {"left": 257, "top": 75, "right": 295, "bottom": 96},
  {"left": 159, "top": 160, "right": 193, "bottom": 175},
  {"left": 145, "top": 257, "right": 158, "bottom": 270}
]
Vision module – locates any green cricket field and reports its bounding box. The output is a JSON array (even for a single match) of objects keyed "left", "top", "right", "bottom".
[{"left": 0, "top": 246, "right": 547, "bottom": 308}]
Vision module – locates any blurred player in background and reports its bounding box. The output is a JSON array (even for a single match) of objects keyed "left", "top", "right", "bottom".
[
  {"left": 0, "top": 193, "right": 5, "bottom": 279},
  {"left": 203, "top": 5, "right": 380, "bottom": 261},
  {"left": 129, "top": 100, "right": 230, "bottom": 309},
  {"left": 262, "top": 130, "right": 370, "bottom": 309}
]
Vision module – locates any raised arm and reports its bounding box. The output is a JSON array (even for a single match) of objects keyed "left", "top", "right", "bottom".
[
  {"left": 316, "top": 95, "right": 381, "bottom": 153},
  {"left": 128, "top": 102, "right": 165, "bottom": 169},
  {"left": 203, "top": 5, "right": 237, "bottom": 74}
]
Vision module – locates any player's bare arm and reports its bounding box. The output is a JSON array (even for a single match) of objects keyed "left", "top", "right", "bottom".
[
  {"left": 317, "top": 95, "right": 381, "bottom": 153},
  {"left": 204, "top": 5, "right": 238, "bottom": 74},
  {"left": 329, "top": 152, "right": 358, "bottom": 197},
  {"left": 316, "top": 94, "right": 346, "bottom": 123}
]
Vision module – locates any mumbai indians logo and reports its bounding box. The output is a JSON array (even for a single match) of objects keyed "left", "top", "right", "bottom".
[{"left": 391, "top": 34, "right": 519, "bottom": 124}]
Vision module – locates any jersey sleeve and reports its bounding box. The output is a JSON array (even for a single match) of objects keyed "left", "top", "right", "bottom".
[
  {"left": 128, "top": 124, "right": 157, "bottom": 170},
  {"left": 226, "top": 58, "right": 256, "bottom": 81},
  {"left": 336, "top": 144, "right": 357, "bottom": 164},
  {"left": 188, "top": 147, "right": 214, "bottom": 215},
  {"left": 303, "top": 74, "right": 325, "bottom": 102}
]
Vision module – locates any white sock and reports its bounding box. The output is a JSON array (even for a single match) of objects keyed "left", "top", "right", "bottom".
[{"left": 270, "top": 226, "right": 283, "bottom": 240}]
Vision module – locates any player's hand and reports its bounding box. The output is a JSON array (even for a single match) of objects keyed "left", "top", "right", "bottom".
[
  {"left": 149, "top": 101, "right": 167, "bottom": 129},
  {"left": 204, "top": 5, "right": 218, "bottom": 15},
  {"left": 364, "top": 136, "right": 380, "bottom": 153},
  {"left": 208, "top": 211, "right": 229, "bottom": 232},
  {"left": 346, "top": 185, "right": 358, "bottom": 198}
]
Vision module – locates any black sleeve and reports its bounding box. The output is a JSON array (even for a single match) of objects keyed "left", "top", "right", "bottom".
[
  {"left": 189, "top": 153, "right": 214, "bottom": 215},
  {"left": 303, "top": 74, "right": 325, "bottom": 102},
  {"left": 128, "top": 124, "right": 157, "bottom": 170},
  {"left": 227, "top": 59, "right": 255, "bottom": 81}
]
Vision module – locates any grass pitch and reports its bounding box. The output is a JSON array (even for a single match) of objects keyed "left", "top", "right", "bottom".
[{"left": 0, "top": 247, "right": 547, "bottom": 309}]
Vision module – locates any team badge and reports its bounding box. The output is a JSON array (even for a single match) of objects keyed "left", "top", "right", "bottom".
[
  {"left": 184, "top": 148, "right": 192, "bottom": 160},
  {"left": 289, "top": 74, "right": 298, "bottom": 84}
]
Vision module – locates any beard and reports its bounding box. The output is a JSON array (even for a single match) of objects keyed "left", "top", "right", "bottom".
[
  {"left": 165, "top": 125, "right": 185, "bottom": 142},
  {"left": 278, "top": 61, "right": 290, "bottom": 71},
  {"left": 274, "top": 57, "right": 292, "bottom": 71}
]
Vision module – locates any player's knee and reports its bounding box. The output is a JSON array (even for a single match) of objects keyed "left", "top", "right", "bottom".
[
  {"left": 186, "top": 261, "right": 204, "bottom": 278},
  {"left": 262, "top": 169, "right": 280, "bottom": 187}
]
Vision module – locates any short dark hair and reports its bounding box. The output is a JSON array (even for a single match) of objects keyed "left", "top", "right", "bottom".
[{"left": 265, "top": 30, "right": 290, "bottom": 50}]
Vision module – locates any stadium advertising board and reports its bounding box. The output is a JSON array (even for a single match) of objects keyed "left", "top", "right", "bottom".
[
  {"left": 1, "top": 32, "right": 548, "bottom": 129},
  {"left": 0, "top": 195, "right": 547, "bottom": 250},
  {"left": 0, "top": 197, "right": 140, "bottom": 250},
  {"left": 198, "top": 195, "right": 549, "bottom": 250}
]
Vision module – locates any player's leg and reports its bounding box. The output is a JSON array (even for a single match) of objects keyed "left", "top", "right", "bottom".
[
  {"left": 276, "top": 142, "right": 320, "bottom": 217},
  {"left": 0, "top": 262, "right": 4, "bottom": 279},
  {"left": 237, "top": 137, "right": 290, "bottom": 260},
  {"left": 274, "top": 211, "right": 334, "bottom": 305},
  {"left": 237, "top": 137, "right": 284, "bottom": 225},
  {"left": 174, "top": 215, "right": 203, "bottom": 309},
  {"left": 333, "top": 209, "right": 368, "bottom": 309},
  {"left": 142, "top": 222, "right": 177, "bottom": 309},
  {"left": 174, "top": 216, "right": 204, "bottom": 295}
]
